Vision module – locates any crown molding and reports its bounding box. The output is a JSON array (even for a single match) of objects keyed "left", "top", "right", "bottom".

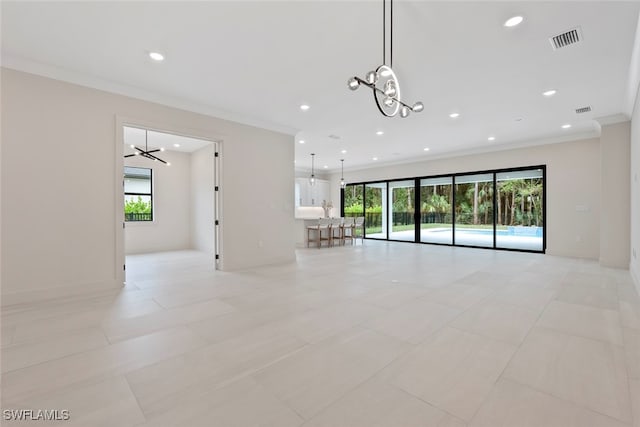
[{"left": 2, "top": 54, "right": 298, "bottom": 136}]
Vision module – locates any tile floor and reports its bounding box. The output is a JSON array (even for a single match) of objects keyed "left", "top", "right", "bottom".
[{"left": 1, "top": 242, "right": 639, "bottom": 426}]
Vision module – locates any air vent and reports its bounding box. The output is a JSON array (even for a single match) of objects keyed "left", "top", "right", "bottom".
[
  {"left": 575, "top": 106, "right": 592, "bottom": 114},
  {"left": 549, "top": 27, "right": 582, "bottom": 50},
  {"left": 328, "top": 134, "right": 341, "bottom": 140}
]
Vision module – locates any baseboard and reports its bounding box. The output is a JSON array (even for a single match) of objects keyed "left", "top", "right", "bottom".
[{"left": 1, "top": 279, "right": 123, "bottom": 309}]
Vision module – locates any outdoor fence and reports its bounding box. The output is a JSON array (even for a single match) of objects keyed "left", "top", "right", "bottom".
[{"left": 125, "top": 212, "right": 152, "bottom": 221}]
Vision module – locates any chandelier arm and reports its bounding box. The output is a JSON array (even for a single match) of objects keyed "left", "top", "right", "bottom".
[
  {"left": 352, "top": 77, "right": 415, "bottom": 110},
  {"left": 143, "top": 152, "right": 168, "bottom": 164}
]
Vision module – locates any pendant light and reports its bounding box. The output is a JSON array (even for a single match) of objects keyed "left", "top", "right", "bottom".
[
  {"left": 347, "top": 0, "right": 423, "bottom": 118},
  {"left": 340, "top": 159, "right": 346, "bottom": 188},
  {"left": 124, "top": 129, "right": 170, "bottom": 166},
  {"left": 309, "top": 153, "right": 316, "bottom": 186}
]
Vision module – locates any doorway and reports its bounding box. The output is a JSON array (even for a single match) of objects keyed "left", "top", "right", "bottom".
[{"left": 117, "top": 124, "right": 220, "bottom": 284}]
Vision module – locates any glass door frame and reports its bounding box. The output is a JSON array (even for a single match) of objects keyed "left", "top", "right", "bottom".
[{"left": 340, "top": 164, "right": 546, "bottom": 254}]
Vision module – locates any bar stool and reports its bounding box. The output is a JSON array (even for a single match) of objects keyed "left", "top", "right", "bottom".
[
  {"left": 307, "top": 218, "right": 331, "bottom": 248},
  {"left": 353, "top": 216, "right": 365, "bottom": 244},
  {"left": 329, "top": 217, "right": 344, "bottom": 246},
  {"left": 342, "top": 217, "right": 355, "bottom": 245}
]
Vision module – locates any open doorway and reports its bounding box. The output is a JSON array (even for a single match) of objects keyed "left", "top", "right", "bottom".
[{"left": 119, "top": 125, "right": 220, "bottom": 284}]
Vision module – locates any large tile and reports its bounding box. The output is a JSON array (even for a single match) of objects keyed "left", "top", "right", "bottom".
[
  {"left": 490, "top": 284, "right": 557, "bottom": 312},
  {"left": 425, "top": 284, "right": 494, "bottom": 310},
  {"left": 1, "top": 328, "right": 108, "bottom": 373},
  {"left": 563, "top": 272, "right": 617, "bottom": 289},
  {"left": 1, "top": 327, "right": 207, "bottom": 401},
  {"left": 2, "top": 376, "right": 145, "bottom": 427},
  {"left": 358, "top": 285, "right": 431, "bottom": 310},
  {"left": 537, "top": 300, "right": 623, "bottom": 345},
  {"left": 503, "top": 327, "right": 631, "bottom": 423},
  {"left": 451, "top": 301, "right": 539, "bottom": 345},
  {"left": 381, "top": 327, "right": 517, "bottom": 421},
  {"left": 138, "top": 377, "right": 303, "bottom": 427},
  {"left": 366, "top": 300, "right": 461, "bottom": 344},
  {"left": 623, "top": 327, "right": 640, "bottom": 379},
  {"left": 253, "top": 328, "right": 411, "bottom": 420},
  {"left": 303, "top": 378, "right": 465, "bottom": 427},
  {"left": 469, "top": 379, "right": 629, "bottom": 427},
  {"left": 621, "top": 301, "right": 640, "bottom": 330},
  {"left": 556, "top": 283, "right": 619, "bottom": 310},
  {"left": 126, "top": 323, "right": 307, "bottom": 416},
  {"left": 101, "top": 298, "right": 236, "bottom": 342},
  {"left": 273, "top": 301, "right": 388, "bottom": 344}
]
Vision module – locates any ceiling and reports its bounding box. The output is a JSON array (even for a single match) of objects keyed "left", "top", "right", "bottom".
[
  {"left": 123, "top": 126, "right": 213, "bottom": 154},
  {"left": 3, "top": 1, "right": 639, "bottom": 172}
]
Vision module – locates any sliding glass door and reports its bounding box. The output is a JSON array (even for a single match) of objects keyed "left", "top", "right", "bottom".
[
  {"left": 495, "top": 168, "right": 544, "bottom": 251},
  {"left": 454, "top": 173, "right": 494, "bottom": 247},
  {"left": 365, "top": 182, "right": 387, "bottom": 239},
  {"left": 420, "top": 177, "right": 453, "bottom": 244},
  {"left": 340, "top": 165, "right": 545, "bottom": 253},
  {"left": 389, "top": 180, "right": 415, "bottom": 241}
]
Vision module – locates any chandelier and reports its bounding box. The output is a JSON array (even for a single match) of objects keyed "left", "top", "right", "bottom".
[
  {"left": 347, "top": 0, "right": 423, "bottom": 118},
  {"left": 309, "top": 153, "right": 316, "bottom": 186},
  {"left": 124, "top": 129, "right": 170, "bottom": 165}
]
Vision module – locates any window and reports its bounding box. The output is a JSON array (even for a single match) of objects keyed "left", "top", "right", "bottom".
[
  {"left": 124, "top": 166, "right": 153, "bottom": 221},
  {"left": 340, "top": 165, "right": 545, "bottom": 253}
]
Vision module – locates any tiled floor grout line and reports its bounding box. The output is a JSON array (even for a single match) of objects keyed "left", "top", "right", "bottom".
[{"left": 465, "top": 280, "right": 559, "bottom": 424}]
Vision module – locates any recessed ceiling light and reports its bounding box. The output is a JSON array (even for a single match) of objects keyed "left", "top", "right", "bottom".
[
  {"left": 298, "top": 140, "right": 305, "bottom": 144},
  {"left": 160, "top": 147, "right": 165, "bottom": 151},
  {"left": 149, "top": 52, "right": 165, "bottom": 61},
  {"left": 449, "top": 112, "right": 460, "bottom": 118},
  {"left": 504, "top": 16, "right": 524, "bottom": 27},
  {"left": 173, "top": 143, "right": 180, "bottom": 147},
  {"left": 341, "top": 149, "right": 347, "bottom": 154},
  {"left": 376, "top": 131, "right": 384, "bottom": 135},
  {"left": 300, "top": 104, "right": 310, "bottom": 111},
  {"left": 323, "top": 165, "right": 328, "bottom": 169},
  {"left": 542, "top": 89, "right": 557, "bottom": 97},
  {"left": 514, "top": 117, "right": 524, "bottom": 122},
  {"left": 488, "top": 136, "right": 496, "bottom": 141},
  {"left": 423, "top": 147, "right": 430, "bottom": 151},
  {"left": 561, "top": 124, "right": 572, "bottom": 129},
  {"left": 372, "top": 157, "right": 378, "bottom": 161}
]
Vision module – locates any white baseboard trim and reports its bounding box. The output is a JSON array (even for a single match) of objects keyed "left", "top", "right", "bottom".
[{"left": 1, "top": 279, "right": 123, "bottom": 309}]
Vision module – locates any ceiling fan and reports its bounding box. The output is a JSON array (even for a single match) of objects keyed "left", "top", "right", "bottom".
[{"left": 124, "top": 129, "right": 170, "bottom": 165}]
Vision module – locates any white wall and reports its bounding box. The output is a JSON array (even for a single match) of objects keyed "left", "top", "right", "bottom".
[
  {"left": 1, "top": 69, "right": 295, "bottom": 305},
  {"left": 190, "top": 144, "right": 215, "bottom": 254},
  {"left": 330, "top": 138, "right": 602, "bottom": 260},
  {"left": 631, "top": 89, "right": 640, "bottom": 291},
  {"left": 599, "top": 121, "right": 631, "bottom": 268},
  {"left": 124, "top": 150, "right": 191, "bottom": 254}
]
